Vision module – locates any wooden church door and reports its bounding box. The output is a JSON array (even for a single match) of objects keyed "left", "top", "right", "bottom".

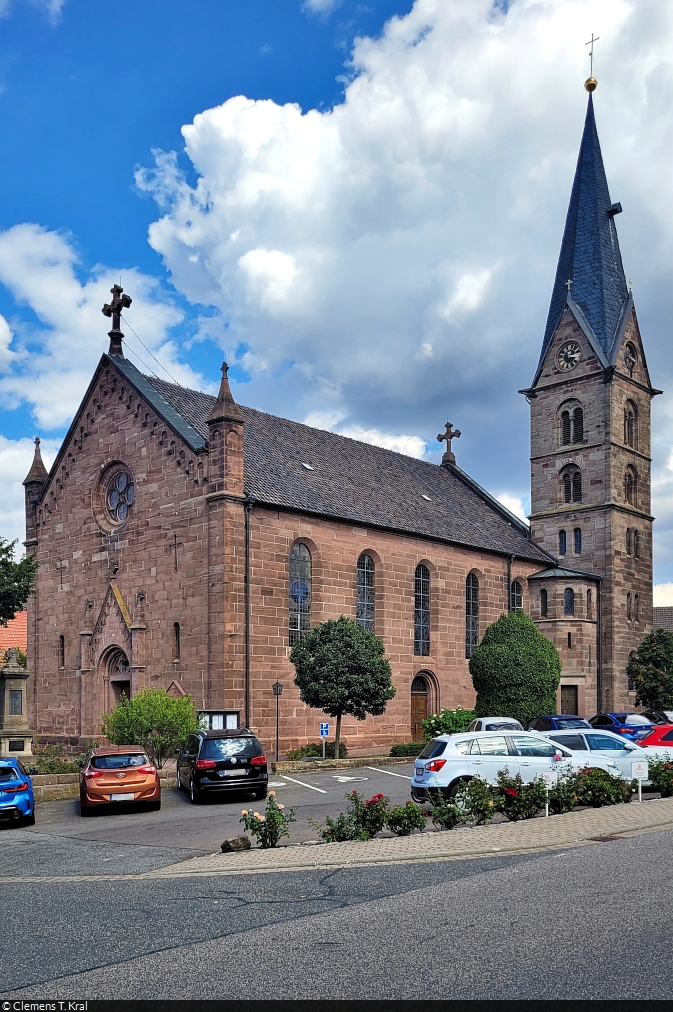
[{"left": 411, "top": 675, "right": 429, "bottom": 741}]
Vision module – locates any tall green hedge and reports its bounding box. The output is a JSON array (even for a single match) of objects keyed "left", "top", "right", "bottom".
[{"left": 468, "top": 611, "right": 561, "bottom": 727}]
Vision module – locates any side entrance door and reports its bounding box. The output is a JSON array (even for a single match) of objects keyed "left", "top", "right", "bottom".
[
  {"left": 560, "top": 685, "right": 579, "bottom": 715},
  {"left": 410, "top": 676, "right": 428, "bottom": 741}
]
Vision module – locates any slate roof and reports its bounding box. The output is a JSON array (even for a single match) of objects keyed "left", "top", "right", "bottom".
[
  {"left": 136, "top": 371, "right": 552, "bottom": 564},
  {"left": 539, "top": 94, "right": 629, "bottom": 368},
  {"left": 527, "top": 566, "right": 600, "bottom": 582}
]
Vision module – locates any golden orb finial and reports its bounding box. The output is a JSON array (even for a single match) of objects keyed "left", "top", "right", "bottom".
[{"left": 584, "top": 76, "right": 597, "bottom": 93}]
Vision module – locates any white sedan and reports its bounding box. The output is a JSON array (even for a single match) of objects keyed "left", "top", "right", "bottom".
[
  {"left": 410, "top": 730, "right": 622, "bottom": 801},
  {"left": 538, "top": 728, "right": 671, "bottom": 783}
]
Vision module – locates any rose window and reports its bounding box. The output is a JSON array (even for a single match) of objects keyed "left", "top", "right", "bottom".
[{"left": 106, "top": 469, "right": 135, "bottom": 524}]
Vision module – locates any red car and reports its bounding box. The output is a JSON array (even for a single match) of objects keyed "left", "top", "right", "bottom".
[{"left": 638, "top": 725, "right": 673, "bottom": 748}]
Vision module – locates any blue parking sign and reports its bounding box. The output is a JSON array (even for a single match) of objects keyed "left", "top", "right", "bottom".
[{"left": 319, "top": 722, "right": 329, "bottom": 737}]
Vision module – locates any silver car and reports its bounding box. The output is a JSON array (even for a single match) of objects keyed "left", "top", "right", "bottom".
[
  {"left": 410, "top": 730, "right": 621, "bottom": 801},
  {"left": 466, "top": 717, "right": 524, "bottom": 732},
  {"left": 538, "top": 728, "right": 671, "bottom": 784}
]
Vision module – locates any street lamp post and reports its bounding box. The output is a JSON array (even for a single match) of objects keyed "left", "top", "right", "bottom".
[{"left": 272, "top": 681, "right": 283, "bottom": 762}]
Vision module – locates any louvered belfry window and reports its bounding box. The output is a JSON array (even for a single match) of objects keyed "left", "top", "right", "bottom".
[
  {"left": 356, "top": 554, "right": 375, "bottom": 632},
  {"left": 573, "top": 407, "right": 584, "bottom": 442},
  {"left": 414, "top": 564, "right": 430, "bottom": 656},
  {"left": 465, "top": 573, "right": 479, "bottom": 658},
  {"left": 289, "top": 543, "right": 312, "bottom": 645},
  {"left": 561, "top": 411, "right": 571, "bottom": 445}
]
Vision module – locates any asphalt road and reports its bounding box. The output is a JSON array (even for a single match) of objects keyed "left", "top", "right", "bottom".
[
  {"left": 1, "top": 827, "right": 673, "bottom": 999},
  {"left": 17, "top": 761, "right": 417, "bottom": 854}
]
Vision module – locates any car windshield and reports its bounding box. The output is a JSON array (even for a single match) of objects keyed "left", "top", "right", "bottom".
[
  {"left": 554, "top": 718, "right": 590, "bottom": 729},
  {"left": 91, "top": 753, "right": 148, "bottom": 769},
  {"left": 0, "top": 766, "right": 20, "bottom": 782},
  {"left": 586, "top": 734, "right": 628, "bottom": 751},
  {"left": 622, "top": 714, "right": 651, "bottom": 725},
  {"left": 201, "top": 737, "right": 261, "bottom": 759},
  {"left": 484, "top": 722, "right": 520, "bottom": 731},
  {"left": 417, "top": 739, "right": 446, "bottom": 760}
]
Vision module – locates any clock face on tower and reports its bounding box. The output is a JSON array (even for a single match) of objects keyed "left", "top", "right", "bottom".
[{"left": 557, "top": 341, "right": 582, "bottom": 370}]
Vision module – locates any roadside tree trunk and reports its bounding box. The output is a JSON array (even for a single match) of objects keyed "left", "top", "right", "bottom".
[{"left": 334, "top": 712, "right": 342, "bottom": 760}]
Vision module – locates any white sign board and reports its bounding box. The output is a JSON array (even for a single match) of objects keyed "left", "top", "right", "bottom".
[
  {"left": 319, "top": 722, "right": 329, "bottom": 738},
  {"left": 631, "top": 760, "right": 649, "bottom": 780},
  {"left": 539, "top": 771, "right": 558, "bottom": 788}
]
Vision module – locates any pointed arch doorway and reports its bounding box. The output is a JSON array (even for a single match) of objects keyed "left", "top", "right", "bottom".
[
  {"left": 411, "top": 674, "right": 429, "bottom": 741},
  {"left": 105, "top": 647, "right": 131, "bottom": 706}
]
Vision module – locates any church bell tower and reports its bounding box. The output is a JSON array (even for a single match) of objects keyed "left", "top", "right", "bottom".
[{"left": 521, "top": 81, "right": 661, "bottom": 712}]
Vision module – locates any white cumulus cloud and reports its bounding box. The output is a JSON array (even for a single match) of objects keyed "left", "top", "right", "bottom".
[{"left": 0, "top": 435, "right": 60, "bottom": 554}]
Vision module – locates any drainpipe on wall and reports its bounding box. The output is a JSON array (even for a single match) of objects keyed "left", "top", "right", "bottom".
[
  {"left": 507, "top": 555, "right": 514, "bottom": 612},
  {"left": 244, "top": 497, "right": 254, "bottom": 730}
]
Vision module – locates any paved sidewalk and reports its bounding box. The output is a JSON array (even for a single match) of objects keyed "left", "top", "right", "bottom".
[{"left": 144, "top": 796, "right": 673, "bottom": 878}]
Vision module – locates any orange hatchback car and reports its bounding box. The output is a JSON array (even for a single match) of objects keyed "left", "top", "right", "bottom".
[{"left": 79, "top": 746, "right": 161, "bottom": 816}]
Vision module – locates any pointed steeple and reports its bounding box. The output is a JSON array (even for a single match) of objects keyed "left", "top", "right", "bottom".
[
  {"left": 22, "top": 437, "right": 48, "bottom": 487},
  {"left": 539, "top": 92, "right": 629, "bottom": 367},
  {"left": 205, "top": 362, "right": 245, "bottom": 425}
]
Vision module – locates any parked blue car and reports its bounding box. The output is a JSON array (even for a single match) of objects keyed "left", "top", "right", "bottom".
[
  {"left": 528, "top": 715, "right": 592, "bottom": 732},
  {"left": 588, "top": 712, "right": 655, "bottom": 741},
  {"left": 0, "top": 758, "right": 35, "bottom": 826}
]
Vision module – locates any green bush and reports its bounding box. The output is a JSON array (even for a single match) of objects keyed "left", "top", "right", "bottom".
[
  {"left": 310, "top": 811, "right": 367, "bottom": 843},
  {"left": 469, "top": 611, "right": 561, "bottom": 727},
  {"left": 101, "top": 688, "right": 198, "bottom": 768},
  {"left": 285, "top": 741, "right": 349, "bottom": 761},
  {"left": 574, "top": 767, "right": 634, "bottom": 807},
  {"left": 240, "top": 792, "right": 296, "bottom": 848},
  {"left": 456, "top": 777, "right": 496, "bottom": 826},
  {"left": 385, "top": 801, "right": 427, "bottom": 836},
  {"left": 640, "top": 756, "right": 673, "bottom": 797},
  {"left": 421, "top": 708, "right": 475, "bottom": 740},
  {"left": 547, "top": 768, "right": 579, "bottom": 815},
  {"left": 494, "top": 770, "right": 546, "bottom": 821},
  {"left": 389, "top": 742, "right": 426, "bottom": 757},
  {"left": 309, "top": 790, "right": 390, "bottom": 843},
  {"left": 427, "top": 789, "right": 464, "bottom": 831}
]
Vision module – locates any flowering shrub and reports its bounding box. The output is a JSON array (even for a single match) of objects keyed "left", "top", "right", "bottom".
[
  {"left": 456, "top": 777, "right": 495, "bottom": 826},
  {"left": 427, "top": 789, "right": 464, "bottom": 831},
  {"left": 546, "top": 767, "right": 579, "bottom": 815},
  {"left": 494, "top": 770, "right": 546, "bottom": 821},
  {"left": 240, "top": 792, "right": 296, "bottom": 848},
  {"left": 385, "top": 801, "right": 427, "bottom": 836},
  {"left": 421, "top": 707, "right": 475, "bottom": 740},
  {"left": 573, "top": 768, "right": 634, "bottom": 808},
  {"left": 643, "top": 757, "right": 673, "bottom": 797},
  {"left": 309, "top": 791, "right": 390, "bottom": 843}
]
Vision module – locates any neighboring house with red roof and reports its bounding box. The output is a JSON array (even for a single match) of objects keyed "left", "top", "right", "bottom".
[{"left": 0, "top": 611, "right": 28, "bottom": 656}]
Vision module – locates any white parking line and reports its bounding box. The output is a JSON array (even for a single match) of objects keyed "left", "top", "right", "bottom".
[
  {"left": 365, "top": 766, "right": 413, "bottom": 780},
  {"left": 268, "top": 781, "right": 287, "bottom": 787},
  {"left": 281, "top": 775, "right": 328, "bottom": 794}
]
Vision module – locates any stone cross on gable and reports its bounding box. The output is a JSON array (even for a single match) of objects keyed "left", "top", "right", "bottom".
[
  {"left": 102, "top": 284, "right": 132, "bottom": 357},
  {"left": 438, "top": 421, "right": 461, "bottom": 464}
]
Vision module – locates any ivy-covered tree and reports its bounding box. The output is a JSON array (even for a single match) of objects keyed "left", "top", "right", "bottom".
[
  {"left": 626, "top": 629, "right": 673, "bottom": 710},
  {"left": 0, "top": 537, "right": 38, "bottom": 627},
  {"left": 469, "top": 611, "right": 561, "bottom": 727},
  {"left": 291, "top": 615, "right": 396, "bottom": 759}
]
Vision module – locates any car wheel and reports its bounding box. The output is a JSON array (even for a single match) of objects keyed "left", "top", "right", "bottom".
[
  {"left": 447, "top": 777, "right": 472, "bottom": 801},
  {"left": 177, "top": 770, "right": 186, "bottom": 792},
  {"left": 23, "top": 809, "right": 36, "bottom": 826},
  {"left": 254, "top": 788, "right": 268, "bottom": 800},
  {"left": 189, "top": 778, "right": 202, "bottom": 805}
]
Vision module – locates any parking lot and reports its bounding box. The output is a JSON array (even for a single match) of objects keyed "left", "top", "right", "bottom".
[{"left": 6, "top": 761, "right": 416, "bottom": 866}]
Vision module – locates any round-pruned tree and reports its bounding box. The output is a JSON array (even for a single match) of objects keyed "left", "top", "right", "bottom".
[
  {"left": 101, "top": 688, "right": 199, "bottom": 768},
  {"left": 469, "top": 611, "right": 561, "bottom": 727},
  {"left": 626, "top": 628, "right": 673, "bottom": 710},
  {"left": 290, "top": 615, "right": 395, "bottom": 759}
]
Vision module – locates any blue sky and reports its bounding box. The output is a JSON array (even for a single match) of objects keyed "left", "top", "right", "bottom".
[{"left": 1, "top": 0, "right": 672, "bottom": 594}]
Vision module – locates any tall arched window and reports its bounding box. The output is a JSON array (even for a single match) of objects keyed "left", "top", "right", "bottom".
[
  {"left": 624, "top": 467, "right": 637, "bottom": 506},
  {"left": 573, "top": 407, "right": 584, "bottom": 442},
  {"left": 573, "top": 527, "right": 582, "bottom": 555},
  {"left": 624, "top": 401, "right": 637, "bottom": 448},
  {"left": 356, "top": 554, "right": 375, "bottom": 632},
  {"left": 540, "top": 589, "right": 548, "bottom": 618},
  {"left": 510, "top": 580, "right": 523, "bottom": 612},
  {"left": 559, "top": 530, "right": 567, "bottom": 556},
  {"left": 58, "top": 635, "right": 65, "bottom": 669},
  {"left": 561, "top": 467, "right": 582, "bottom": 503},
  {"left": 465, "top": 573, "right": 479, "bottom": 658},
  {"left": 561, "top": 410, "right": 571, "bottom": 445},
  {"left": 587, "top": 589, "right": 593, "bottom": 617},
  {"left": 414, "top": 564, "right": 430, "bottom": 656},
  {"left": 289, "top": 542, "right": 312, "bottom": 645},
  {"left": 634, "top": 594, "right": 640, "bottom": 623},
  {"left": 626, "top": 591, "right": 632, "bottom": 621},
  {"left": 634, "top": 530, "right": 640, "bottom": 558},
  {"left": 564, "top": 588, "right": 575, "bottom": 616},
  {"left": 626, "top": 528, "right": 633, "bottom": 555},
  {"left": 172, "top": 622, "right": 181, "bottom": 661}
]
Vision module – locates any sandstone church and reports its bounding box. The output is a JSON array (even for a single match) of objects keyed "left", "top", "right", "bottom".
[{"left": 23, "top": 86, "right": 659, "bottom": 754}]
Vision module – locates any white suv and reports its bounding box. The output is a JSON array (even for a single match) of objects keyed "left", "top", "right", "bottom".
[{"left": 410, "top": 730, "right": 621, "bottom": 801}]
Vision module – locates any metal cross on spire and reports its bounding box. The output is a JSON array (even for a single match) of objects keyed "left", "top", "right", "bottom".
[
  {"left": 102, "top": 284, "right": 132, "bottom": 357},
  {"left": 437, "top": 421, "right": 461, "bottom": 465},
  {"left": 585, "top": 33, "right": 600, "bottom": 78}
]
